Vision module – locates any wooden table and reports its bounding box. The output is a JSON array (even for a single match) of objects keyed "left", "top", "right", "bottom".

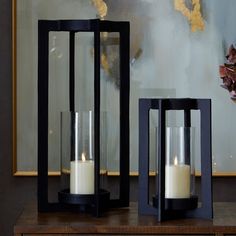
[{"left": 14, "top": 202, "right": 236, "bottom": 235}]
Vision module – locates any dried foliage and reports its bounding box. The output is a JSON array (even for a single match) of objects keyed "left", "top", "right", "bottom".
[{"left": 219, "top": 45, "right": 236, "bottom": 99}]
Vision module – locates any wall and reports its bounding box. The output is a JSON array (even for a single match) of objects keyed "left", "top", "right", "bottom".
[
  {"left": 1, "top": 1, "right": 236, "bottom": 236},
  {"left": 0, "top": 1, "right": 37, "bottom": 235}
]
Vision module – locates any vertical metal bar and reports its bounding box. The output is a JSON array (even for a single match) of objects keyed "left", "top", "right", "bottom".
[
  {"left": 38, "top": 21, "right": 49, "bottom": 211},
  {"left": 69, "top": 32, "right": 75, "bottom": 112},
  {"left": 200, "top": 100, "right": 213, "bottom": 218},
  {"left": 184, "top": 110, "right": 191, "bottom": 165},
  {"left": 70, "top": 113, "right": 75, "bottom": 162},
  {"left": 94, "top": 20, "right": 101, "bottom": 216},
  {"left": 119, "top": 22, "right": 130, "bottom": 207},
  {"left": 138, "top": 100, "right": 150, "bottom": 214},
  {"left": 158, "top": 100, "right": 166, "bottom": 221},
  {"left": 69, "top": 32, "right": 75, "bottom": 162},
  {"left": 184, "top": 110, "right": 191, "bottom": 127}
]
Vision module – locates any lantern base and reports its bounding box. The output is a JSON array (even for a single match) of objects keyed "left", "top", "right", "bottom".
[
  {"left": 153, "top": 195, "right": 198, "bottom": 211},
  {"left": 58, "top": 188, "right": 110, "bottom": 209}
]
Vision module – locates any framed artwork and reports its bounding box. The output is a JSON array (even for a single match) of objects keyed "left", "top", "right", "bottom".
[{"left": 13, "top": 0, "right": 236, "bottom": 176}]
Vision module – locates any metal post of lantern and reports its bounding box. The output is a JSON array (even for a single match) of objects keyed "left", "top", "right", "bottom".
[
  {"left": 138, "top": 98, "right": 213, "bottom": 221},
  {"left": 38, "top": 19, "right": 130, "bottom": 215}
]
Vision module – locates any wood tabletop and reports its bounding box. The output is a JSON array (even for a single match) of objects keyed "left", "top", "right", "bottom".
[{"left": 14, "top": 202, "right": 236, "bottom": 235}]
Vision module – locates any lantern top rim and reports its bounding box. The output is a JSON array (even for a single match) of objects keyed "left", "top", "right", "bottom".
[
  {"left": 139, "top": 98, "right": 211, "bottom": 111},
  {"left": 38, "top": 18, "right": 130, "bottom": 32}
]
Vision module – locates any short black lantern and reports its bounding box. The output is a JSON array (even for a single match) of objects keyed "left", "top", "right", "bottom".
[
  {"left": 138, "top": 98, "right": 213, "bottom": 221},
  {"left": 38, "top": 19, "right": 130, "bottom": 216}
]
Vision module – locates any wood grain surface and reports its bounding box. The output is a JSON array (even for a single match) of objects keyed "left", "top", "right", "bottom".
[{"left": 14, "top": 202, "right": 236, "bottom": 235}]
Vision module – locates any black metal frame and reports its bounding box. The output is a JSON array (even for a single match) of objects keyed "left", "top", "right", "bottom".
[
  {"left": 138, "top": 98, "right": 213, "bottom": 221},
  {"left": 38, "top": 19, "right": 130, "bottom": 215}
]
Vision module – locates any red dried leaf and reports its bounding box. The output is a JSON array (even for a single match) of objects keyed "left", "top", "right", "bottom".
[{"left": 226, "top": 44, "right": 236, "bottom": 64}]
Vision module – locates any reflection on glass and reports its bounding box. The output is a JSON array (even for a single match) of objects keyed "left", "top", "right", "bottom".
[
  {"left": 165, "top": 127, "right": 195, "bottom": 199},
  {"left": 61, "top": 111, "right": 94, "bottom": 195}
]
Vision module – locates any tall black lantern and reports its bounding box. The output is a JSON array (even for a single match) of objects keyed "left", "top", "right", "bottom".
[
  {"left": 138, "top": 98, "right": 213, "bottom": 221},
  {"left": 38, "top": 19, "right": 130, "bottom": 216}
]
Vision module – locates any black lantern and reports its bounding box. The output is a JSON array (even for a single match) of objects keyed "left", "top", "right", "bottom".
[
  {"left": 138, "top": 98, "right": 213, "bottom": 221},
  {"left": 38, "top": 19, "right": 130, "bottom": 216}
]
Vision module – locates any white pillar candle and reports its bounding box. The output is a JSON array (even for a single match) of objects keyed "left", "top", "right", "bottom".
[
  {"left": 165, "top": 157, "right": 190, "bottom": 199},
  {"left": 70, "top": 153, "right": 94, "bottom": 194}
]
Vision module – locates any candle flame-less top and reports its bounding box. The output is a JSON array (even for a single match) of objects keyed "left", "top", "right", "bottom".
[
  {"left": 174, "top": 156, "right": 178, "bottom": 166},
  {"left": 81, "top": 152, "right": 86, "bottom": 162}
]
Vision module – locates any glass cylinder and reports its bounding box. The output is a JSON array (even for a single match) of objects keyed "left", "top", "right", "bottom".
[
  {"left": 61, "top": 111, "right": 94, "bottom": 195},
  {"left": 165, "top": 127, "right": 195, "bottom": 199}
]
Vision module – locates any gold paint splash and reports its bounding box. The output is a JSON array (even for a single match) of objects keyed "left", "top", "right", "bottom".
[
  {"left": 101, "top": 52, "right": 110, "bottom": 75},
  {"left": 92, "top": 0, "right": 108, "bottom": 20},
  {"left": 92, "top": 0, "right": 108, "bottom": 39},
  {"left": 91, "top": 0, "right": 110, "bottom": 75},
  {"left": 174, "top": 0, "right": 205, "bottom": 32}
]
